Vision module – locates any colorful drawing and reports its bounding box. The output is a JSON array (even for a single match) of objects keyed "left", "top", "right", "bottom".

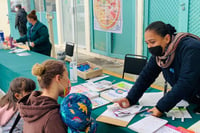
[{"left": 93, "top": 0, "right": 123, "bottom": 33}]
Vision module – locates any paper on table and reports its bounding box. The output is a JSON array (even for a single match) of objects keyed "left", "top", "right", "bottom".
[
  {"left": 155, "top": 124, "right": 181, "bottom": 133},
  {"left": 70, "top": 85, "right": 99, "bottom": 99},
  {"left": 139, "top": 92, "right": 189, "bottom": 107},
  {"left": 86, "top": 75, "right": 109, "bottom": 82},
  {"left": 82, "top": 80, "right": 112, "bottom": 92},
  {"left": 9, "top": 48, "right": 27, "bottom": 53},
  {"left": 188, "top": 120, "right": 200, "bottom": 133},
  {"left": 128, "top": 115, "right": 168, "bottom": 133},
  {"left": 139, "top": 92, "right": 163, "bottom": 106},
  {"left": 91, "top": 97, "right": 110, "bottom": 109},
  {"left": 100, "top": 89, "right": 128, "bottom": 102},
  {"left": 166, "top": 107, "right": 192, "bottom": 119},
  {"left": 175, "top": 100, "right": 189, "bottom": 107},
  {"left": 96, "top": 105, "right": 142, "bottom": 127},
  {"left": 16, "top": 52, "right": 31, "bottom": 56},
  {"left": 112, "top": 81, "right": 133, "bottom": 90}
]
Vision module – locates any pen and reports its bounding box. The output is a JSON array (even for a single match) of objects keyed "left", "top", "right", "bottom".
[
  {"left": 114, "top": 108, "right": 149, "bottom": 117},
  {"left": 134, "top": 108, "right": 149, "bottom": 115}
]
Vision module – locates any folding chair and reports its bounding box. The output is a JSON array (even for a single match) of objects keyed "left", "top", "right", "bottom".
[{"left": 122, "top": 54, "right": 148, "bottom": 79}]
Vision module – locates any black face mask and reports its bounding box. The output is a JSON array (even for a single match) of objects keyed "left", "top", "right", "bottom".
[{"left": 148, "top": 46, "right": 163, "bottom": 56}]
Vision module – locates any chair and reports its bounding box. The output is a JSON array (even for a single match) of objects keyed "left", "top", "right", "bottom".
[{"left": 122, "top": 54, "right": 148, "bottom": 79}]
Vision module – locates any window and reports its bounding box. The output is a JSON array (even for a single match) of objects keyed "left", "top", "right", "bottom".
[
  {"left": 10, "top": 0, "right": 31, "bottom": 12},
  {"left": 46, "top": 0, "right": 56, "bottom": 12},
  {"left": 34, "top": 0, "right": 45, "bottom": 12}
]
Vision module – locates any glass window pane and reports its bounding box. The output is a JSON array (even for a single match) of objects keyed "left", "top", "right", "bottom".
[
  {"left": 10, "top": 0, "right": 31, "bottom": 12},
  {"left": 62, "top": 0, "right": 86, "bottom": 47},
  {"left": 46, "top": 0, "right": 56, "bottom": 12},
  {"left": 34, "top": 0, "right": 45, "bottom": 12},
  {"left": 62, "top": 0, "right": 73, "bottom": 42},
  {"left": 77, "top": 0, "right": 85, "bottom": 47}
]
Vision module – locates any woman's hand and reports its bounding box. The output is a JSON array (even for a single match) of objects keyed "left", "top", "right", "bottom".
[
  {"left": 13, "top": 40, "right": 17, "bottom": 43},
  {"left": 31, "top": 42, "right": 35, "bottom": 47},
  {"left": 115, "top": 98, "right": 130, "bottom": 108},
  {"left": 148, "top": 107, "right": 163, "bottom": 117}
]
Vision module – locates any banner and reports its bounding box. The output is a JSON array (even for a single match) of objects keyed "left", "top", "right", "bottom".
[{"left": 93, "top": 0, "right": 123, "bottom": 33}]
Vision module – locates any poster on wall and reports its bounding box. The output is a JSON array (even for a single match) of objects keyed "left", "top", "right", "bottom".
[{"left": 93, "top": 0, "right": 123, "bottom": 34}]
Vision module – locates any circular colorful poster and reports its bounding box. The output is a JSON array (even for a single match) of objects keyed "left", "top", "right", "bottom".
[{"left": 94, "top": 0, "right": 121, "bottom": 30}]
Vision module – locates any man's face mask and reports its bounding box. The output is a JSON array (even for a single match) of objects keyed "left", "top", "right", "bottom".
[
  {"left": 148, "top": 45, "right": 163, "bottom": 56},
  {"left": 15, "top": 8, "right": 18, "bottom": 12}
]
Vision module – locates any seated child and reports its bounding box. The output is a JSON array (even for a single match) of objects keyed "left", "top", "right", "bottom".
[
  {"left": 60, "top": 93, "right": 97, "bottom": 133},
  {"left": 0, "top": 77, "right": 36, "bottom": 133}
]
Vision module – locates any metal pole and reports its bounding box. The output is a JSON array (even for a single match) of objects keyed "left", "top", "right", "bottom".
[
  {"left": 46, "top": 13, "right": 56, "bottom": 58},
  {"left": 73, "top": 0, "right": 78, "bottom": 62}
]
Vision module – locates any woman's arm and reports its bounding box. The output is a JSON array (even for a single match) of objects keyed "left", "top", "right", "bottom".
[{"left": 126, "top": 56, "right": 162, "bottom": 105}]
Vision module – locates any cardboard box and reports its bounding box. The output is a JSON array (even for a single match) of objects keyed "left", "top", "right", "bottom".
[{"left": 77, "top": 61, "right": 103, "bottom": 79}]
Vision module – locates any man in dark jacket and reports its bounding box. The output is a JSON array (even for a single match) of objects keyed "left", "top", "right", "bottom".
[{"left": 15, "top": 4, "right": 27, "bottom": 37}]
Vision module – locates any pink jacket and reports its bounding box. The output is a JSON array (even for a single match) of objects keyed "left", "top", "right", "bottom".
[{"left": 0, "top": 104, "right": 16, "bottom": 126}]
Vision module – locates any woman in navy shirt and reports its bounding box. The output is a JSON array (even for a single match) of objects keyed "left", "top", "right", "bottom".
[{"left": 117, "top": 21, "right": 200, "bottom": 117}]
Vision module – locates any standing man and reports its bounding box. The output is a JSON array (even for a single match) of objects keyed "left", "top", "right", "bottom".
[{"left": 15, "top": 4, "right": 27, "bottom": 37}]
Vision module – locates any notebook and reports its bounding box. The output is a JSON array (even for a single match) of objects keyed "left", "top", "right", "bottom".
[
  {"left": 100, "top": 89, "right": 128, "bottom": 102},
  {"left": 91, "top": 97, "right": 110, "bottom": 109},
  {"left": 70, "top": 85, "right": 99, "bottom": 99},
  {"left": 112, "top": 81, "right": 133, "bottom": 91},
  {"left": 128, "top": 116, "right": 168, "bottom": 133},
  {"left": 82, "top": 80, "right": 112, "bottom": 92}
]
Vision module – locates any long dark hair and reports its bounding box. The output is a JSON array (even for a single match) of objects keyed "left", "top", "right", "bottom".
[{"left": 0, "top": 77, "right": 36, "bottom": 110}]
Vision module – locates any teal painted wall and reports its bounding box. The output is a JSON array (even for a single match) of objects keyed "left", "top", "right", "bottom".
[
  {"left": 90, "top": 0, "right": 136, "bottom": 59},
  {"left": 188, "top": 0, "right": 200, "bottom": 36},
  {"left": 143, "top": 0, "right": 190, "bottom": 57}
]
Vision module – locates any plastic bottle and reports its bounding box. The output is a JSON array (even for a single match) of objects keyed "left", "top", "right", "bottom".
[
  {"left": 69, "top": 61, "right": 78, "bottom": 83},
  {"left": 9, "top": 36, "right": 14, "bottom": 48},
  {"left": 0, "top": 36, "right": 3, "bottom": 49}
]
